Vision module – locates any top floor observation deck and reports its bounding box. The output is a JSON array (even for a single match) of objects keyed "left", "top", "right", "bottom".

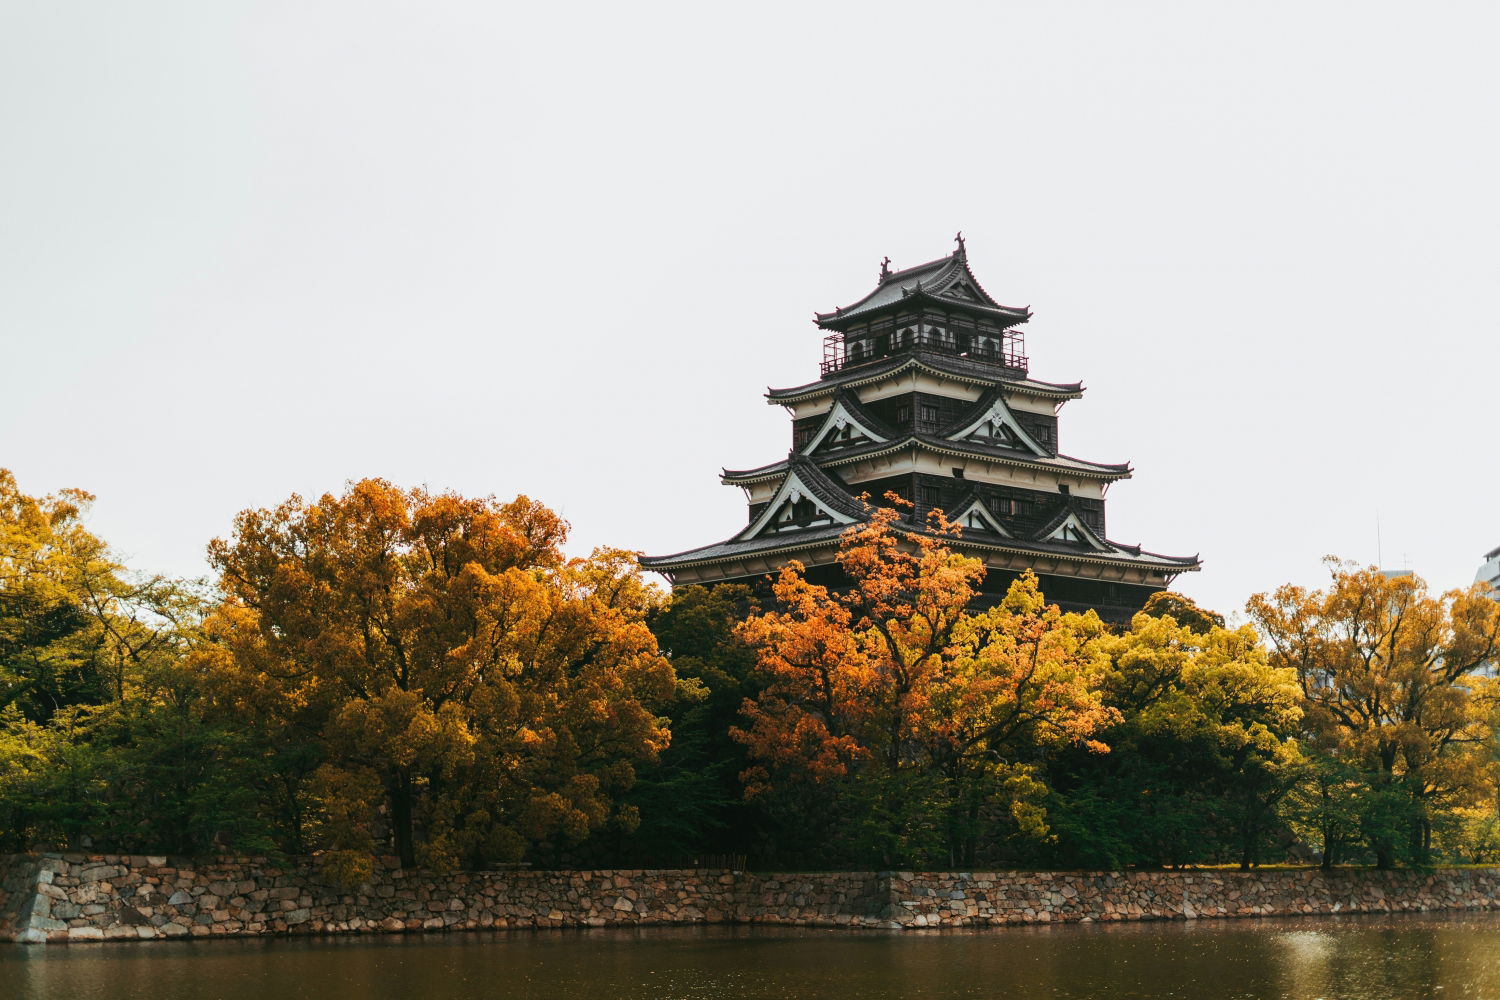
[{"left": 821, "top": 322, "right": 1028, "bottom": 377}]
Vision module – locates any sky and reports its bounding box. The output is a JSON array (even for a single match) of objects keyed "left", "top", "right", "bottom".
[{"left": 3, "top": 1, "right": 1498, "bottom": 621}]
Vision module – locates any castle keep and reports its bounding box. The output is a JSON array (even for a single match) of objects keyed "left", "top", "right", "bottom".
[{"left": 642, "top": 238, "right": 1199, "bottom": 621}]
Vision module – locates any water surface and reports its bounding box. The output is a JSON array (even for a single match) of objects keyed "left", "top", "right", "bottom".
[{"left": 6, "top": 913, "right": 1500, "bottom": 1000}]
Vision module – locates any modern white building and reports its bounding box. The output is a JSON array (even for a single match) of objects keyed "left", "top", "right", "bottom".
[{"left": 1477, "top": 545, "right": 1500, "bottom": 597}]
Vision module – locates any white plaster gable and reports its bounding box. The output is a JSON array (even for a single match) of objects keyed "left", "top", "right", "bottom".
[
  {"left": 738, "top": 469, "right": 860, "bottom": 541},
  {"left": 949, "top": 396, "right": 1048, "bottom": 456},
  {"left": 802, "top": 397, "right": 891, "bottom": 455},
  {"left": 951, "top": 497, "right": 1011, "bottom": 537},
  {"left": 1042, "top": 510, "right": 1112, "bottom": 551}
]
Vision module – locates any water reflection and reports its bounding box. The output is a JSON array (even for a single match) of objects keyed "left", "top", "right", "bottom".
[{"left": 6, "top": 913, "right": 1500, "bottom": 1000}]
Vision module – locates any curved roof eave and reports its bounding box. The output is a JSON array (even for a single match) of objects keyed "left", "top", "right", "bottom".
[
  {"left": 952, "top": 533, "right": 1204, "bottom": 571},
  {"left": 641, "top": 523, "right": 1201, "bottom": 574},
  {"left": 816, "top": 290, "right": 1031, "bottom": 330},
  {"left": 725, "top": 437, "right": 1130, "bottom": 485},
  {"left": 766, "top": 355, "right": 1084, "bottom": 404}
]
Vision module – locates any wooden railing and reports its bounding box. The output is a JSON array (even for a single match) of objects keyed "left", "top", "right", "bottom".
[{"left": 822, "top": 331, "right": 1027, "bottom": 376}]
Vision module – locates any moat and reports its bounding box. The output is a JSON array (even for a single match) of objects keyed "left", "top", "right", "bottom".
[{"left": 8, "top": 913, "right": 1500, "bottom": 1000}]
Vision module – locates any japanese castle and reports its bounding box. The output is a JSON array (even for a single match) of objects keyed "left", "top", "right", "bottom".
[{"left": 641, "top": 237, "right": 1200, "bottom": 621}]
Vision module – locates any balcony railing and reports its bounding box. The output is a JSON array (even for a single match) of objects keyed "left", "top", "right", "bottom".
[{"left": 822, "top": 330, "right": 1028, "bottom": 377}]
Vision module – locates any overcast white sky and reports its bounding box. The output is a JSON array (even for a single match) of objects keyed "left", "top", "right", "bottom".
[{"left": 3, "top": 2, "right": 1497, "bottom": 619}]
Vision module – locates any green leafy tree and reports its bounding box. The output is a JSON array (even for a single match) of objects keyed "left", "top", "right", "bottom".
[
  {"left": 0, "top": 469, "right": 115, "bottom": 719},
  {"left": 590, "top": 583, "right": 761, "bottom": 866},
  {"left": 1043, "top": 609, "right": 1303, "bottom": 870}
]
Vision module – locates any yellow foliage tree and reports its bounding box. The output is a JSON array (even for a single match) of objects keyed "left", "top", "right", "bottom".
[
  {"left": 207, "top": 479, "right": 675, "bottom": 872},
  {"left": 1, "top": 468, "right": 191, "bottom": 717},
  {"left": 1080, "top": 610, "right": 1303, "bottom": 868},
  {"left": 1248, "top": 559, "right": 1500, "bottom": 867}
]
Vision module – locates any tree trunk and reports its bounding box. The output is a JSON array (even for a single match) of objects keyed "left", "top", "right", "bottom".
[
  {"left": 1239, "top": 798, "right": 1259, "bottom": 871},
  {"left": 1320, "top": 828, "right": 1337, "bottom": 870},
  {"left": 390, "top": 770, "right": 417, "bottom": 869}
]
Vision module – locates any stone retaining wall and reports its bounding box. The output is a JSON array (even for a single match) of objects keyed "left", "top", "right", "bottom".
[
  {"left": 884, "top": 869, "right": 1500, "bottom": 928},
  {"left": 3, "top": 853, "right": 1499, "bottom": 943}
]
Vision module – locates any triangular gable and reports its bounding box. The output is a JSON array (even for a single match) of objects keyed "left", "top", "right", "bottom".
[
  {"left": 930, "top": 258, "right": 1006, "bottom": 310},
  {"left": 737, "top": 468, "right": 860, "bottom": 541},
  {"left": 951, "top": 497, "right": 1011, "bottom": 537},
  {"left": 802, "top": 397, "right": 892, "bottom": 455},
  {"left": 947, "top": 396, "right": 1048, "bottom": 456},
  {"left": 1041, "top": 511, "right": 1112, "bottom": 551},
  {"left": 938, "top": 279, "right": 980, "bottom": 303}
]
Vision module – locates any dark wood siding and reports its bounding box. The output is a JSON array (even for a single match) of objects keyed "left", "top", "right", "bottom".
[
  {"left": 1013, "top": 412, "right": 1058, "bottom": 454},
  {"left": 908, "top": 474, "right": 1105, "bottom": 537}
]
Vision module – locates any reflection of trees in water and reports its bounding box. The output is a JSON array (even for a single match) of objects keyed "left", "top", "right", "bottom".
[{"left": 10, "top": 915, "right": 1500, "bottom": 1000}]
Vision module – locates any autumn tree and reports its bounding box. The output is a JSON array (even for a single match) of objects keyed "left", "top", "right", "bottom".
[
  {"left": 1140, "top": 590, "right": 1225, "bottom": 635},
  {"left": 1249, "top": 560, "right": 1500, "bottom": 868},
  {"left": 0, "top": 470, "right": 241, "bottom": 853},
  {"left": 0, "top": 469, "right": 122, "bottom": 719},
  {"left": 1043, "top": 606, "right": 1303, "bottom": 870},
  {"left": 733, "top": 501, "right": 1115, "bottom": 867},
  {"left": 206, "top": 479, "right": 676, "bottom": 874}
]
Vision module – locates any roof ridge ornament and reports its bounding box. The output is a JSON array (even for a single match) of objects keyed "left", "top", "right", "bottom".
[
  {"left": 878, "top": 256, "right": 892, "bottom": 283},
  {"left": 954, "top": 231, "right": 966, "bottom": 258}
]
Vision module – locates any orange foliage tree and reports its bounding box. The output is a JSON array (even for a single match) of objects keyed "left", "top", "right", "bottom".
[
  {"left": 206, "top": 479, "right": 675, "bottom": 875},
  {"left": 732, "top": 501, "right": 1115, "bottom": 867}
]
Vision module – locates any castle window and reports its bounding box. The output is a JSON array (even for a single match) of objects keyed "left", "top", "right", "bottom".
[{"left": 920, "top": 404, "right": 938, "bottom": 423}]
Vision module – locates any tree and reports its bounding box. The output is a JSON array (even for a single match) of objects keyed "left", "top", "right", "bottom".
[
  {"left": 733, "top": 501, "right": 1115, "bottom": 867},
  {"left": 1140, "top": 590, "right": 1225, "bottom": 635},
  {"left": 1248, "top": 559, "right": 1500, "bottom": 868},
  {"left": 1039, "top": 608, "right": 1303, "bottom": 870},
  {"left": 0, "top": 471, "right": 230, "bottom": 854},
  {"left": 0, "top": 469, "right": 117, "bottom": 719},
  {"left": 595, "top": 583, "right": 761, "bottom": 866},
  {"left": 207, "top": 479, "right": 676, "bottom": 872}
]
